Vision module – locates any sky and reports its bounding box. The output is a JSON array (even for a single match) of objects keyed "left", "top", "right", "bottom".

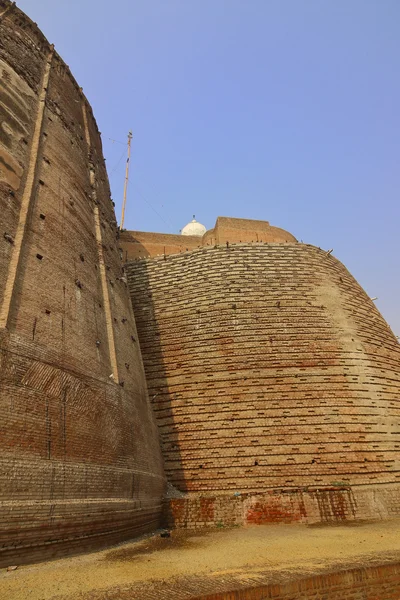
[{"left": 17, "top": 0, "right": 400, "bottom": 335}]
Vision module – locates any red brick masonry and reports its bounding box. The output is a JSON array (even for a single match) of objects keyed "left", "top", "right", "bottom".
[
  {"left": 127, "top": 244, "right": 400, "bottom": 505},
  {"left": 0, "top": 0, "right": 164, "bottom": 566},
  {"left": 165, "top": 484, "right": 400, "bottom": 529},
  {"left": 194, "top": 562, "right": 400, "bottom": 600}
]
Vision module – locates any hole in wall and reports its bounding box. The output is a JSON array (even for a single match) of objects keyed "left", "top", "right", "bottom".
[
  {"left": 4, "top": 233, "right": 14, "bottom": 244},
  {"left": 32, "top": 317, "right": 37, "bottom": 340},
  {"left": 39, "top": 213, "right": 46, "bottom": 220},
  {"left": 36, "top": 253, "right": 43, "bottom": 260}
]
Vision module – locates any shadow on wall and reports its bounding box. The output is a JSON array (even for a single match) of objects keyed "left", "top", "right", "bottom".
[
  {"left": 120, "top": 237, "right": 150, "bottom": 261},
  {"left": 127, "top": 257, "right": 186, "bottom": 499}
]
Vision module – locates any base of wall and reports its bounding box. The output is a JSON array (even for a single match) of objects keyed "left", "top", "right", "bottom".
[
  {"left": 0, "top": 499, "right": 162, "bottom": 567},
  {"left": 164, "top": 484, "right": 400, "bottom": 529}
]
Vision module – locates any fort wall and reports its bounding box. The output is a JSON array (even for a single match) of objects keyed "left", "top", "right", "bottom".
[
  {"left": 126, "top": 242, "right": 400, "bottom": 523},
  {"left": 119, "top": 216, "right": 296, "bottom": 260},
  {"left": 120, "top": 230, "right": 202, "bottom": 261},
  {"left": 0, "top": 0, "right": 164, "bottom": 565}
]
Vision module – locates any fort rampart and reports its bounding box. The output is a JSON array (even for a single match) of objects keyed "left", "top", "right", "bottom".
[
  {"left": 0, "top": 0, "right": 164, "bottom": 565},
  {"left": 119, "top": 216, "right": 297, "bottom": 260},
  {"left": 126, "top": 242, "right": 400, "bottom": 525},
  {"left": 1, "top": 0, "right": 400, "bottom": 569}
]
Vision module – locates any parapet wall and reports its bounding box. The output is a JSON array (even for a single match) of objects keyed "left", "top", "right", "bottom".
[
  {"left": 0, "top": 0, "right": 164, "bottom": 565},
  {"left": 126, "top": 242, "right": 400, "bottom": 522},
  {"left": 119, "top": 216, "right": 296, "bottom": 260},
  {"left": 203, "top": 216, "right": 297, "bottom": 246},
  {"left": 120, "top": 230, "right": 202, "bottom": 261}
]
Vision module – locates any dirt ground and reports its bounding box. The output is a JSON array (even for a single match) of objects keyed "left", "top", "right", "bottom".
[{"left": 1, "top": 520, "right": 400, "bottom": 600}]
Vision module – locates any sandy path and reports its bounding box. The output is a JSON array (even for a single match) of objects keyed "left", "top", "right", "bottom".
[{"left": 1, "top": 520, "right": 400, "bottom": 599}]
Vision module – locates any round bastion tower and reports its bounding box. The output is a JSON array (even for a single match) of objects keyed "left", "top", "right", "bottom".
[
  {"left": 124, "top": 216, "right": 400, "bottom": 527},
  {"left": 0, "top": 0, "right": 164, "bottom": 565}
]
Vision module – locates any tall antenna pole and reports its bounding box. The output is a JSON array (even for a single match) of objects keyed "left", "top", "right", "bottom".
[{"left": 120, "top": 130, "right": 132, "bottom": 230}]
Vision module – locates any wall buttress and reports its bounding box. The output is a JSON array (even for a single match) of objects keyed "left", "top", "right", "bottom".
[
  {"left": 81, "top": 102, "right": 119, "bottom": 383},
  {"left": 0, "top": 46, "right": 54, "bottom": 329}
]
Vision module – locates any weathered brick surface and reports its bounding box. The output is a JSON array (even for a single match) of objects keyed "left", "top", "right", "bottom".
[
  {"left": 202, "top": 216, "right": 297, "bottom": 247},
  {"left": 127, "top": 242, "right": 400, "bottom": 520},
  {"left": 164, "top": 484, "right": 400, "bottom": 529},
  {"left": 193, "top": 563, "right": 400, "bottom": 600},
  {"left": 120, "top": 230, "right": 202, "bottom": 261},
  {"left": 120, "top": 216, "right": 297, "bottom": 260},
  {"left": 0, "top": 0, "right": 164, "bottom": 565}
]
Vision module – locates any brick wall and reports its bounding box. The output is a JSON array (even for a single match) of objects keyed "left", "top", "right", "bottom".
[
  {"left": 127, "top": 243, "right": 400, "bottom": 519},
  {"left": 0, "top": 1, "right": 165, "bottom": 566},
  {"left": 202, "top": 216, "right": 297, "bottom": 246},
  {"left": 193, "top": 562, "right": 400, "bottom": 600},
  {"left": 119, "top": 216, "right": 297, "bottom": 260},
  {"left": 164, "top": 484, "right": 400, "bottom": 529},
  {"left": 120, "top": 230, "right": 202, "bottom": 261}
]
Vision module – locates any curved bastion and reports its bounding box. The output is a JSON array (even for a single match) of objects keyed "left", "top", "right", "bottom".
[
  {"left": 0, "top": 0, "right": 164, "bottom": 565},
  {"left": 125, "top": 231, "right": 400, "bottom": 527}
]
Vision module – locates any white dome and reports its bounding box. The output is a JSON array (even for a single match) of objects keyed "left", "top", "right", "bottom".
[{"left": 181, "top": 217, "right": 206, "bottom": 237}]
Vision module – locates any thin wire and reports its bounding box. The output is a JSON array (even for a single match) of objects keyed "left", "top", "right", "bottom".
[
  {"left": 134, "top": 177, "right": 175, "bottom": 227},
  {"left": 109, "top": 147, "right": 127, "bottom": 178},
  {"left": 134, "top": 171, "right": 168, "bottom": 212},
  {"left": 133, "top": 183, "right": 174, "bottom": 230},
  {"left": 106, "top": 137, "right": 126, "bottom": 146}
]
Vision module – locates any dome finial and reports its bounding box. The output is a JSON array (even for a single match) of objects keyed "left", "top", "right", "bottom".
[{"left": 181, "top": 216, "right": 206, "bottom": 237}]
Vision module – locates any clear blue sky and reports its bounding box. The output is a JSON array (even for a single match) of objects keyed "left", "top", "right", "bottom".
[{"left": 18, "top": 0, "right": 400, "bottom": 334}]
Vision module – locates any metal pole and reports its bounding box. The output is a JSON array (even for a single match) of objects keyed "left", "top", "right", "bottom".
[{"left": 120, "top": 130, "right": 132, "bottom": 229}]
